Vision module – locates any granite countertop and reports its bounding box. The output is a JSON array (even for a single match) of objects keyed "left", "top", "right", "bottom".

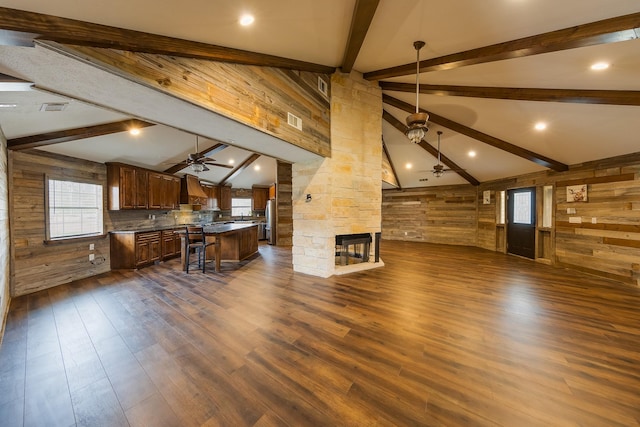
[{"left": 111, "top": 221, "right": 260, "bottom": 234}]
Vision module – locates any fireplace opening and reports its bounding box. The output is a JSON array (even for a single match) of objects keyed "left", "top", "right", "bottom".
[{"left": 335, "top": 233, "right": 373, "bottom": 266}]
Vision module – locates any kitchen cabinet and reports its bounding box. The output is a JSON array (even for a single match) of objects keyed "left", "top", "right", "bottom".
[
  {"left": 136, "top": 231, "right": 161, "bottom": 267},
  {"left": 252, "top": 187, "right": 268, "bottom": 211},
  {"left": 161, "top": 229, "right": 182, "bottom": 260},
  {"left": 149, "top": 173, "right": 180, "bottom": 209},
  {"left": 269, "top": 184, "right": 276, "bottom": 200},
  {"left": 107, "top": 163, "right": 148, "bottom": 210},
  {"left": 202, "top": 184, "right": 219, "bottom": 210},
  {"left": 218, "top": 185, "right": 232, "bottom": 210},
  {"left": 111, "top": 228, "right": 180, "bottom": 269},
  {"left": 107, "top": 162, "right": 179, "bottom": 210}
]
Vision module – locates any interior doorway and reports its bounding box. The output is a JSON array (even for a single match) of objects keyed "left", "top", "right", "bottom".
[{"left": 507, "top": 187, "right": 536, "bottom": 259}]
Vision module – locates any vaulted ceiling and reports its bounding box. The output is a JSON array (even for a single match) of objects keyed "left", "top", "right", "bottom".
[{"left": 0, "top": 0, "right": 638, "bottom": 189}]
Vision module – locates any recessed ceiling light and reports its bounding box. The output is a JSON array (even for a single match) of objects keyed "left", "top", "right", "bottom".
[
  {"left": 228, "top": 159, "right": 235, "bottom": 165},
  {"left": 254, "top": 165, "right": 261, "bottom": 171},
  {"left": 239, "top": 14, "right": 255, "bottom": 26},
  {"left": 129, "top": 128, "right": 141, "bottom": 136},
  {"left": 406, "top": 163, "right": 412, "bottom": 169},
  {"left": 534, "top": 122, "right": 547, "bottom": 131},
  {"left": 0, "top": 103, "right": 17, "bottom": 108},
  {"left": 468, "top": 150, "right": 476, "bottom": 158},
  {"left": 590, "top": 62, "right": 609, "bottom": 71}
]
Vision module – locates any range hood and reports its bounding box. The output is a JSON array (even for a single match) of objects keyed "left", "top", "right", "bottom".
[{"left": 180, "top": 174, "right": 208, "bottom": 204}]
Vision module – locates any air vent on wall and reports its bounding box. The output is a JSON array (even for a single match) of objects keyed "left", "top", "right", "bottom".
[
  {"left": 318, "top": 77, "right": 328, "bottom": 96},
  {"left": 40, "top": 102, "right": 68, "bottom": 112},
  {"left": 287, "top": 112, "right": 302, "bottom": 130}
]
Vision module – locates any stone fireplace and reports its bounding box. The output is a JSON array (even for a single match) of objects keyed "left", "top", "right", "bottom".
[{"left": 292, "top": 72, "right": 383, "bottom": 277}]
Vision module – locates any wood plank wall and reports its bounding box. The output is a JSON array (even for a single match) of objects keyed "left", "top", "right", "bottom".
[
  {"left": 276, "top": 161, "right": 293, "bottom": 246},
  {"left": 8, "top": 150, "right": 179, "bottom": 297},
  {"left": 68, "top": 46, "right": 332, "bottom": 157},
  {"left": 0, "top": 129, "right": 10, "bottom": 339},
  {"left": 9, "top": 150, "right": 112, "bottom": 296},
  {"left": 382, "top": 185, "right": 478, "bottom": 245},
  {"left": 383, "top": 152, "right": 640, "bottom": 286}
]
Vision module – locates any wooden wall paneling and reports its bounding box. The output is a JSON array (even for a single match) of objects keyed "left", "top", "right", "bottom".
[
  {"left": 67, "top": 46, "right": 331, "bottom": 157},
  {"left": 382, "top": 185, "right": 478, "bottom": 246},
  {"left": 9, "top": 150, "right": 112, "bottom": 296},
  {"left": 0, "top": 129, "right": 10, "bottom": 339},
  {"left": 276, "top": 161, "right": 293, "bottom": 246}
]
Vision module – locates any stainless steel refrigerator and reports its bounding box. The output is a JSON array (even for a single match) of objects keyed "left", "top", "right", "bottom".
[{"left": 265, "top": 199, "right": 276, "bottom": 245}]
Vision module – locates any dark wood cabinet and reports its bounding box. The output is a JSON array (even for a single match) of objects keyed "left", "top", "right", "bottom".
[
  {"left": 161, "top": 229, "right": 182, "bottom": 260},
  {"left": 269, "top": 184, "right": 276, "bottom": 200},
  {"left": 252, "top": 187, "right": 268, "bottom": 211},
  {"left": 107, "top": 162, "right": 179, "bottom": 210},
  {"left": 135, "top": 231, "right": 161, "bottom": 267},
  {"left": 180, "top": 174, "right": 208, "bottom": 206},
  {"left": 149, "top": 173, "right": 180, "bottom": 209},
  {"left": 219, "top": 185, "right": 232, "bottom": 210},
  {"left": 148, "top": 172, "right": 164, "bottom": 209},
  {"left": 111, "top": 228, "right": 180, "bottom": 269},
  {"left": 107, "top": 163, "right": 148, "bottom": 210},
  {"left": 201, "top": 184, "right": 219, "bottom": 210}
]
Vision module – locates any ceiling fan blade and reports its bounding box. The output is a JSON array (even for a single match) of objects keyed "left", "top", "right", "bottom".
[{"left": 202, "top": 162, "right": 234, "bottom": 169}]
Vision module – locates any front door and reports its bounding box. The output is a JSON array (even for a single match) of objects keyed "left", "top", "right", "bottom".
[{"left": 507, "top": 187, "right": 536, "bottom": 259}]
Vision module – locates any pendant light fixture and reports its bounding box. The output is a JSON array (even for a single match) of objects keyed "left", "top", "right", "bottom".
[{"left": 405, "top": 41, "right": 429, "bottom": 144}]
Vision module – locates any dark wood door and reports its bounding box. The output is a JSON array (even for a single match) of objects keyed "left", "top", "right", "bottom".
[{"left": 507, "top": 187, "right": 536, "bottom": 259}]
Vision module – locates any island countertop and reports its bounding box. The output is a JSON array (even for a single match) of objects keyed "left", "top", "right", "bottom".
[{"left": 176, "top": 223, "right": 259, "bottom": 272}]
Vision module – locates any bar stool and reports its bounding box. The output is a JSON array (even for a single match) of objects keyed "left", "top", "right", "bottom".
[{"left": 185, "top": 226, "right": 215, "bottom": 273}]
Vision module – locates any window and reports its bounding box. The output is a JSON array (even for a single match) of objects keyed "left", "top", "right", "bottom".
[
  {"left": 513, "top": 192, "right": 532, "bottom": 224},
  {"left": 231, "top": 198, "right": 252, "bottom": 217},
  {"left": 47, "top": 178, "right": 103, "bottom": 240}
]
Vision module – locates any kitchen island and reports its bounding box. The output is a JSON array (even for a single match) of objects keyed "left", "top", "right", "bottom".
[{"left": 177, "top": 223, "right": 258, "bottom": 272}]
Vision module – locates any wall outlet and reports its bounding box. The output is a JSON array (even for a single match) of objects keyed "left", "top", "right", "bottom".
[
  {"left": 592, "top": 217, "right": 597, "bottom": 224},
  {"left": 89, "top": 243, "right": 94, "bottom": 250},
  {"left": 89, "top": 254, "right": 95, "bottom": 261}
]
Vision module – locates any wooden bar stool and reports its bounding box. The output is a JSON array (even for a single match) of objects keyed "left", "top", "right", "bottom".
[{"left": 185, "top": 226, "right": 215, "bottom": 273}]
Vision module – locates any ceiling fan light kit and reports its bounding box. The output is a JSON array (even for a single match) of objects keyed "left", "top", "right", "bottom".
[{"left": 405, "top": 41, "right": 429, "bottom": 144}]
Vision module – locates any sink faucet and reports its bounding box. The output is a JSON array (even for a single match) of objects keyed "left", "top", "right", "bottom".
[{"left": 240, "top": 213, "right": 244, "bottom": 221}]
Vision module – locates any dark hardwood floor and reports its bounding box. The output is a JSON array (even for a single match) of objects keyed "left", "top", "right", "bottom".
[{"left": 1, "top": 240, "right": 639, "bottom": 426}]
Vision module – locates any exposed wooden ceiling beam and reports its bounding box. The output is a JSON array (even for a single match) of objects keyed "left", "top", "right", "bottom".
[
  {"left": 163, "top": 142, "right": 229, "bottom": 174},
  {"left": 379, "top": 82, "right": 640, "bottom": 106},
  {"left": 341, "top": 0, "right": 380, "bottom": 73},
  {"left": 365, "top": 13, "right": 640, "bottom": 80},
  {"left": 383, "top": 95, "right": 569, "bottom": 172},
  {"left": 382, "top": 136, "right": 402, "bottom": 190},
  {"left": 7, "top": 119, "right": 154, "bottom": 151},
  {"left": 383, "top": 110, "right": 480, "bottom": 186},
  {"left": 0, "top": 7, "right": 335, "bottom": 74},
  {"left": 218, "top": 153, "right": 260, "bottom": 186}
]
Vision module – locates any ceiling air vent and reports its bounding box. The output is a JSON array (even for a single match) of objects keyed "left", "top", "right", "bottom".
[
  {"left": 40, "top": 102, "right": 68, "bottom": 112},
  {"left": 287, "top": 112, "right": 302, "bottom": 131}
]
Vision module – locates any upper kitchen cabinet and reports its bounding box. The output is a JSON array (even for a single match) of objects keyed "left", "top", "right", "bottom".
[
  {"left": 149, "top": 172, "right": 180, "bottom": 210},
  {"left": 252, "top": 186, "right": 268, "bottom": 211},
  {"left": 107, "top": 162, "right": 180, "bottom": 210},
  {"left": 219, "top": 185, "right": 232, "bottom": 211}
]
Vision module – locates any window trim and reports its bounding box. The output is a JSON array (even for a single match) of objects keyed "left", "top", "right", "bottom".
[
  {"left": 231, "top": 197, "right": 252, "bottom": 217},
  {"left": 45, "top": 175, "right": 105, "bottom": 241}
]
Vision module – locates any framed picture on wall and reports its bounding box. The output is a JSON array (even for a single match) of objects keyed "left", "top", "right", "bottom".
[
  {"left": 483, "top": 190, "right": 491, "bottom": 204},
  {"left": 566, "top": 184, "right": 587, "bottom": 202}
]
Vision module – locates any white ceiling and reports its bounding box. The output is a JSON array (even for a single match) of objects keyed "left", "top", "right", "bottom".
[{"left": 0, "top": 0, "right": 639, "bottom": 189}]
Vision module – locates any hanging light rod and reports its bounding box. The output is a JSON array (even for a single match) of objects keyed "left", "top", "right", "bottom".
[{"left": 405, "top": 41, "right": 429, "bottom": 144}]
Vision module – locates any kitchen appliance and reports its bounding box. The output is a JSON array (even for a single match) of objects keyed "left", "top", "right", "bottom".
[{"left": 265, "top": 199, "right": 276, "bottom": 245}]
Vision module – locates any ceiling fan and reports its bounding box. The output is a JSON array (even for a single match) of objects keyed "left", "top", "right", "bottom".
[
  {"left": 426, "top": 131, "right": 463, "bottom": 178},
  {"left": 182, "top": 136, "right": 233, "bottom": 173}
]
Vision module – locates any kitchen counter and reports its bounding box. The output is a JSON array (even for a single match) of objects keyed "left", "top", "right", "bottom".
[{"left": 176, "top": 223, "right": 259, "bottom": 272}]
